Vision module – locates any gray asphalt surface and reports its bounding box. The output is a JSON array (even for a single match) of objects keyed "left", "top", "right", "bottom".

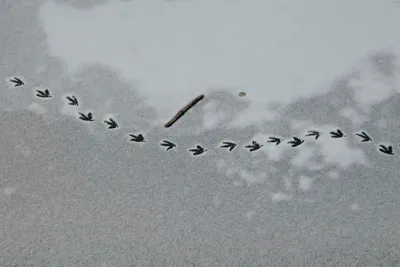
[{"left": 1, "top": 1, "right": 400, "bottom": 266}]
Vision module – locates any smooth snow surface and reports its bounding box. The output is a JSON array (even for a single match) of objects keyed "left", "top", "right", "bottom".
[{"left": 40, "top": 0, "right": 400, "bottom": 128}]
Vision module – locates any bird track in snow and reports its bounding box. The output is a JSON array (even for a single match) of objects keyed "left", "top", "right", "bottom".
[{"left": 11, "top": 76, "right": 398, "bottom": 157}]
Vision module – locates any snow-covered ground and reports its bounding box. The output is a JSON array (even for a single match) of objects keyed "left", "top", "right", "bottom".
[
  {"left": 40, "top": 0, "right": 400, "bottom": 128},
  {"left": 35, "top": 0, "right": 400, "bottom": 172},
  {"left": 2, "top": 0, "right": 400, "bottom": 266}
]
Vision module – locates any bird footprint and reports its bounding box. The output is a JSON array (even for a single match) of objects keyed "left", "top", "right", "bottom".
[
  {"left": 268, "top": 137, "right": 282, "bottom": 145},
  {"left": 379, "top": 145, "right": 394, "bottom": 155},
  {"left": 330, "top": 129, "right": 345, "bottom": 138},
  {"left": 104, "top": 118, "right": 119, "bottom": 129},
  {"left": 10, "top": 77, "right": 24, "bottom": 87},
  {"left": 288, "top": 137, "right": 304, "bottom": 147},
  {"left": 160, "top": 140, "right": 176, "bottom": 151},
  {"left": 220, "top": 142, "right": 237, "bottom": 151},
  {"left": 306, "top": 130, "right": 321, "bottom": 140},
  {"left": 79, "top": 112, "right": 94, "bottom": 122},
  {"left": 36, "top": 89, "right": 51, "bottom": 98},
  {"left": 245, "top": 141, "right": 263, "bottom": 152},
  {"left": 189, "top": 145, "right": 207, "bottom": 155},
  {"left": 356, "top": 132, "right": 372, "bottom": 142},
  {"left": 66, "top": 96, "right": 78, "bottom": 106},
  {"left": 15, "top": 83, "right": 399, "bottom": 159},
  {"left": 129, "top": 133, "right": 145, "bottom": 142}
]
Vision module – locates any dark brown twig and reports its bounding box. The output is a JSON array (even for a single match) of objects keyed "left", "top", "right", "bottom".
[{"left": 165, "top": 94, "right": 205, "bottom": 128}]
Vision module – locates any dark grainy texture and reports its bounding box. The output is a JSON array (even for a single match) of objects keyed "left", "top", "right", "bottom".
[{"left": 1, "top": 1, "right": 400, "bottom": 267}]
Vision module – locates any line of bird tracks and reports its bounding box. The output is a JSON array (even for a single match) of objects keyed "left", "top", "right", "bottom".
[{"left": 7, "top": 76, "right": 396, "bottom": 156}]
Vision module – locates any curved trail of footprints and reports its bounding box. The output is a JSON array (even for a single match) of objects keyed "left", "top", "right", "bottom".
[{"left": 9, "top": 76, "right": 396, "bottom": 156}]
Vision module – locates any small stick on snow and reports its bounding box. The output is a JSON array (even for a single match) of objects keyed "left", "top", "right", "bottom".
[{"left": 165, "top": 94, "right": 205, "bottom": 128}]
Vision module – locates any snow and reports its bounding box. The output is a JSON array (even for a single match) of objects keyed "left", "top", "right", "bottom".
[
  {"left": 202, "top": 101, "right": 228, "bottom": 130},
  {"left": 248, "top": 122, "right": 369, "bottom": 169},
  {"left": 351, "top": 203, "right": 360, "bottom": 211},
  {"left": 327, "top": 171, "right": 340, "bottom": 180},
  {"left": 291, "top": 145, "right": 325, "bottom": 171},
  {"left": 40, "top": 0, "right": 400, "bottom": 129},
  {"left": 291, "top": 122, "right": 369, "bottom": 168},
  {"left": 271, "top": 192, "right": 292, "bottom": 202},
  {"left": 348, "top": 54, "right": 400, "bottom": 113},
  {"left": 27, "top": 102, "right": 47, "bottom": 115},
  {"left": 339, "top": 108, "right": 367, "bottom": 126},
  {"left": 244, "top": 210, "right": 256, "bottom": 220},
  {"left": 298, "top": 176, "right": 313, "bottom": 192},
  {"left": 239, "top": 170, "right": 266, "bottom": 185},
  {"left": 35, "top": 0, "right": 399, "bottom": 181},
  {"left": 4, "top": 1, "right": 400, "bottom": 265},
  {"left": 14, "top": 143, "right": 32, "bottom": 157},
  {"left": 2, "top": 187, "right": 16, "bottom": 196},
  {"left": 252, "top": 133, "right": 290, "bottom": 161},
  {"left": 284, "top": 178, "right": 292, "bottom": 191}
]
